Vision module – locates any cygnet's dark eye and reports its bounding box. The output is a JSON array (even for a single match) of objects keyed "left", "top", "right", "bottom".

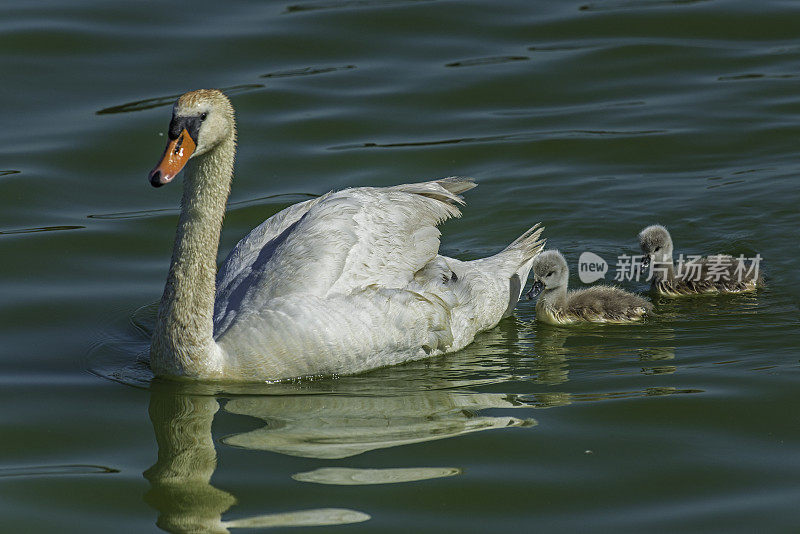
[
  {"left": 547, "top": 271, "right": 554, "bottom": 277},
  {"left": 654, "top": 247, "right": 661, "bottom": 252},
  {"left": 200, "top": 112, "right": 208, "bottom": 121}
]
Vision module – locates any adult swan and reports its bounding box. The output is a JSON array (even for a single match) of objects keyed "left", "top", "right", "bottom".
[{"left": 147, "top": 89, "right": 545, "bottom": 382}]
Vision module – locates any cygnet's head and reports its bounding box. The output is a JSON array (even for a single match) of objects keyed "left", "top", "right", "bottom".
[
  {"left": 148, "top": 89, "right": 236, "bottom": 187},
  {"left": 527, "top": 250, "right": 569, "bottom": 299},
  {"left": 638, "top": 225, "right": 674, "bottom": 269}
]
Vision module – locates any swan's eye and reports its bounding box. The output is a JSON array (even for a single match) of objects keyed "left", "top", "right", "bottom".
[
  {"left": 654, "top": 247, "right": 661, "bottom": 252},
  {"left": 546, "top": 271, "right": 554, "bottom": 277},
  {"left": 200, "top": 112, "right": 208, "bottom": 121}
]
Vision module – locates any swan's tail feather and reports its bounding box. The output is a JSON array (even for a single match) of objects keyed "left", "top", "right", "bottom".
[
  {"left": 495, "top": 223, "right": 545, "bottom": 318},
  {"left": 503, "top": 223, "right": 546, "bottom": 265},
  {"left": 391, "top": 177, "right": 476, "bottom": 216},
  {"left": 461, "top": 223, "right": 546, "bottom": 322},
  {"left": 435, "top": 176, "right": 478, "bottom": 196}
]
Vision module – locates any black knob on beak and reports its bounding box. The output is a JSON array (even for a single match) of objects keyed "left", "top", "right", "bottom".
[{"left": 526, "top": 280, "right": 544, "bottom": 300}]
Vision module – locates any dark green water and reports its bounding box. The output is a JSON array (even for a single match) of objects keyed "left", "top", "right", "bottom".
[{"left": 1, "top": 0, "right": 799, "bottom": 532}]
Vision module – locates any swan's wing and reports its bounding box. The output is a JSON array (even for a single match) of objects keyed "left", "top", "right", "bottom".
[
  {"left": 216, "top": 195, "right": 328, "bottom": 298},
  {"left": 214, "top": 178, "right": 475, "bottom": 335},
  {"left": 245, "top": 178, "right": 472, "bottom": 297}
]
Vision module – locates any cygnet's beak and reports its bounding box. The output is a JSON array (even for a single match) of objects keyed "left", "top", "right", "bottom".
[
  {"left": 526, "top": 280, "right": 544, "bottom": 300},
  {"left": 148, "top": 128, "right": 197, "bottom": 187},
  {"left": 640, "top": 254, "right": 651, "bottom": 271}
]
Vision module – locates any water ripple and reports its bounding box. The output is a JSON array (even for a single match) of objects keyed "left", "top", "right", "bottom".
[
  {"left": 285, "top": 0, "right": 434, "bottom": 13},
  {"left": 578, "top": 0, "right": 712, "bottom": 11},
  {"left": 445, "top": 56, "right": 529, "bottom": 68},
  {"left": 717, "top": 73, "right": 797, "bottom": 81},
  {"left": 261, "top": 65, "right": 356, "bottom": 78},
  {"left": 0, "top": 224, "right": 84, "bottom": 236},
  {"left": 330, "top": 128, "right": 664, "bottom": 150},
  {"left": 95, "top": 84, "right": 264, "bottom": 115},
  {"left": 528, "top": 44, "right": 589, "bottom": 53},
  {"left": 514, "top": 387, "right": 704, "bottom": 408},
  {"left": 87, "top": 192, "right": 317, "bottom": 220},
  {"left": 0, "top": 464, "right": 119, "bottom": 478}
]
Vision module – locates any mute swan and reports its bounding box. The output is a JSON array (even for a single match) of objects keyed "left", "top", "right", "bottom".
[
  {"left": 526, "top": 250, "right": 652, "bottom": 324},
  {"left": 638, "top": 225, "right": 763, "bottom": 296},
  {"left": 146, "top": 89, "right": 545, "bottom": 381}
]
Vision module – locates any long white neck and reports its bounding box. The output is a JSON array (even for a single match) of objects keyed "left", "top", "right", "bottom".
[{"left": 150, "top": 135, "right": 235, "bottom": 378}]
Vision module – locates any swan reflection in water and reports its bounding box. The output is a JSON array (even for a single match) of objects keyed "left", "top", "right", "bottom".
[
  {"left": 222, "top": 388, "right": 534, "bottom": 460},
  {"left": 130, "top": 318, "right": 694, "bottom": 532},
  {"left": 141, "top": 324, "right": 542, "bottom": 532},
  {"left": 144, "top": 389, "right": 370, "bottom": 533}
]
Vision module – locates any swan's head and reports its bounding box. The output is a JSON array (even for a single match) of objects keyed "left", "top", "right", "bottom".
[
  {"left": 638, "top": 224, "right": 673, "bottom": 269},
  {"left": 527, "top": 250, "right": 569, "bottom": 299},
  {"left": 148, "top": 89, "right": 236, "bottom": 187}
]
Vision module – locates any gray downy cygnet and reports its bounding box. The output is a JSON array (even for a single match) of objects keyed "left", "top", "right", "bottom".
[
  {"left": 527, "top": 250, "right": 653, "bottom": 325},
  {"left": 638, "top": 225, "right": 763, "bottom": 296}
]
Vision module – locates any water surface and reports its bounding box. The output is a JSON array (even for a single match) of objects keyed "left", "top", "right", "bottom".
[{"left": 1, "top": 0, "right": 799, "bottom": 532}]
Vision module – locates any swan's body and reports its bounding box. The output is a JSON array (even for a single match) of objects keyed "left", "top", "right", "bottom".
[
  {"left": 638, "top": 225, "right": 763, "bottom": 297},
  {"left": 147, "top": 89, "right": 545, "bottom": 381},
  {"left": 527, "top": 250, "right": 652, "bottom": 325}
]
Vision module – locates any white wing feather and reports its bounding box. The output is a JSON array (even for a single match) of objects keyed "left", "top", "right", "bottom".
[{"left": 214, "top": 179, "right": 471, "bottom": 336}]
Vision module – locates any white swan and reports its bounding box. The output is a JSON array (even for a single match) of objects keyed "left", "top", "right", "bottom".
[{"left": 146, "top": 89, "right": 545, "bottom": 381}]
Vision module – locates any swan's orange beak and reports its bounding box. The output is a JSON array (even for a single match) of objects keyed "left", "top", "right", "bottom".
[{"left": 148, "top": 129, "right": 197, "bottom": 187}]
